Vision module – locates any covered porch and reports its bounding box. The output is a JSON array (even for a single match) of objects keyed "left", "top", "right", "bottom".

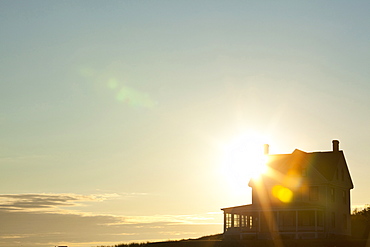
[{"left": 222, "top": 204, "right": 325, "bottom": 239}]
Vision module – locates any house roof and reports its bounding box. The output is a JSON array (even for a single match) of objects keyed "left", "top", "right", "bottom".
[{"left": 251, "top": 148, "right": 354, "bottom": 189}]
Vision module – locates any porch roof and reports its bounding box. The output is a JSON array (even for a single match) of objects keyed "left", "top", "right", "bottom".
[{"left": 221, "top": 201, "right": 325, "bottom": 213}]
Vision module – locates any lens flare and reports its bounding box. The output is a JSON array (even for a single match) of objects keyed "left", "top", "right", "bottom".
[
  {"left": 115, "top": 85, "right": 155, "bottom": 108},
  {"left": 108, "top": 78, "right": 119, "bottom": 89},
  {"left": 79, "top": 66, "right": 156, "bottom": 108},
  {"left": 272, "top": 185, "right": 293, "bottom": 203}
]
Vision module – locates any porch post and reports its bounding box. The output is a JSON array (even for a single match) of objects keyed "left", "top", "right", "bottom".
[
  {"left": 231, "top": 213, "right": 234, "bottom": 228},
  {"left": 240, "top": 214, "right": 242, "bottom": 229},
  {"left": 258, "top": 211, "right": 261, "bottom": 233},
  {"left": 223, "top": 212, "right": 226, "bottom": 233}
]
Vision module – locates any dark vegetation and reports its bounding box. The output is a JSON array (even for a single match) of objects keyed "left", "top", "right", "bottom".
[
  {"left": 97, "top": 234, "right": 223, "bottom": 247},
  {"left": 99, "top": 207, "right": 370, "bottom": 247},
  {"left": 352, "top": 205, "right": 370, "bottom": 239}
]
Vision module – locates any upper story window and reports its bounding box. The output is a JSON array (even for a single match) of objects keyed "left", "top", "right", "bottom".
[
  {"left": 330, "top": 188, "right": 335, "bottom": 202},
  {"left": 293, "top": 190, "right": 302, "bottom": 201},
  {"left": 309, "top": 186, "right": 319, "bottom": 201},
  {"left": 302, "top": 168, "right": 307, "bottom": 177}
]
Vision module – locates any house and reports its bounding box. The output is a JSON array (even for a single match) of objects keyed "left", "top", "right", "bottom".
[{"left": 221, "top": 140, "right": 354, "bottom": 240}]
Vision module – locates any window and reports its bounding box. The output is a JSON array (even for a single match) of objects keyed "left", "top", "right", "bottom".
[
  {"left": 281, "top": 211, "right": 295, "bottom": 226},
  {"left": 234, "top": 214, "right": 240, "bottom": 227},
  {"left": 302, "top": 168, "right": 307, "bottom": 177},
  {"left": 293, "top": 191, "right": 302, "bottom": 201},
  {"left": 330, "top": 188, "right": 335, "bottom": 202},
  {"left": 226, "top": 213, "right": 232, "bottom": 229},
  {"left": 241, "top": 215, "right": 246, "bottom": 227},
  {"left": 317, "top": 211, "right": 324, "bottom": 226},
  {"left": 309, "top": 186, "right": 319, "bottom": 201},
  {"left": 298, "top": 211, "right": 315, "bottom": 226},
  {"left": 249, "top": 216, "right": 253, "bottom": 229}
]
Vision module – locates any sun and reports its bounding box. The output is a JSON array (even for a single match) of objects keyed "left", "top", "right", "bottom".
[{"left": 221, "top": 132, "right": 270, "bottom": 194}]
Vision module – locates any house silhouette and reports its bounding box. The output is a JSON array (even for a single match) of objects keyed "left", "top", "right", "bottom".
[{"left": 222, "top": 140, "right": 353, "bottom": 240}]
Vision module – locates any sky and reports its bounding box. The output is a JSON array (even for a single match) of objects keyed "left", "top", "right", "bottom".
[{"left": 1, "top": 1, "right": 370, "bottom": 246}]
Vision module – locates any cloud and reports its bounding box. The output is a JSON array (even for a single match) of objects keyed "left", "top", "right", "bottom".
[
  {"left": 0, "top": 193, "right": 221, "bottom": 247},
  {"left": 0, "top": 193, "right": 114, "bottom": 212},
  {"left": 123, "top": 214, "right": 221, "bottom": 225}
]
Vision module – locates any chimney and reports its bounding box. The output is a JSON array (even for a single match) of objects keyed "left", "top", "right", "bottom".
[
  {"left": 332, "top": 140, "right": 339, "bottom": 152},
  {"left": 264, "top": 144, "right": 269, "bottom": 155}
]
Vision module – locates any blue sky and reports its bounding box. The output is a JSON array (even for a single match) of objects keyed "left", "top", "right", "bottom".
[{"left": 1, "top": 1, "right": 370, "bottom": 246}]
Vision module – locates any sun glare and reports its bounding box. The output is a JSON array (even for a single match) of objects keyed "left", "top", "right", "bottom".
[
  {"left": 272, "top": 185, "right": 293, "bottom": 203},
  {"left": 221, "top": 132, "right": 270, "bottom": 194}
]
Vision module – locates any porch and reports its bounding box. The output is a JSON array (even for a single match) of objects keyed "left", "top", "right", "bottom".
[{"left": 223, "top": 204, "right": 325, "bottom": 239}]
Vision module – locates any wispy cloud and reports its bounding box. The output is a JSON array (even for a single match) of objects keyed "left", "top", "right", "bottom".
[
  {"left": 0, "top": 193, "right": 221, "bottom": 247},
  {"left": 0, "top": 193, "right": 115, "bottom": 212},
  {"left": 120, "top": 214, "right": 221, "bottom": 225}
]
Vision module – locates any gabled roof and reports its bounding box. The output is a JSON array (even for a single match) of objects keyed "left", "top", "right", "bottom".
[
  {"left": 306, "top": 150, "right": 342, "bottom": 181},
  {"left": 250, "top": 148, "right": 354, "bottom": 189}
]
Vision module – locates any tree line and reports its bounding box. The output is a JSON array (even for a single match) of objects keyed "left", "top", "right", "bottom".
[{"left": 352, "top": 205, "right": 370, "bottom": 239}]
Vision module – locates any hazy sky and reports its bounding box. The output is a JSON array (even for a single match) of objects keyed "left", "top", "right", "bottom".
[{"left": 1, "top": 1, "right": 370, "bottom": 246}]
